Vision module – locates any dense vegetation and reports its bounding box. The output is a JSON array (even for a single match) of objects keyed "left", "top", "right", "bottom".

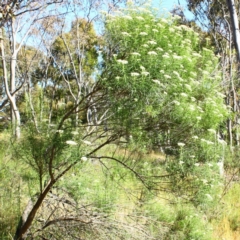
[{"left": 0, "top": 1, "right": 240, "bottom": 239}]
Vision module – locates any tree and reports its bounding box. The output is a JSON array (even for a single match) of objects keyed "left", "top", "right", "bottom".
[
  {"left": 101, "top": 3, "right": 228, "bottom": 203},
  {"left": 0, "top": 0, "right": 68, "bottom": 138},
  {"left": 185, "top": 0, "right": 240, "bottom": 147},
  {"left": 5, "top": 1, "right": 131, "bottom": 239}
]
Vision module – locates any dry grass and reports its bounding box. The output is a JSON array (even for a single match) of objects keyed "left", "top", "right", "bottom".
[{"left": 213, "top": 183, "right": 240, "bottom": 240}]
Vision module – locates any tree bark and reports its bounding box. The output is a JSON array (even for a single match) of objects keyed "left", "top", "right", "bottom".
[
  {"left": 14, "top": 180, "right": 56, "bottom": 240},
  {"left": 0, "top": 27, "right": 21, "bottom": 138},
  {"left": 226, "top": 0, "right": 240, "bottom": 63}
]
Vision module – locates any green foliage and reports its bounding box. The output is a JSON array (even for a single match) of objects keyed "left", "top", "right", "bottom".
[
  {"left": 0, "top": 136, "right": 21, "bottom": 239},
  {"left": 102, "top": 4, "right": 228, "bottom": 150},
  {"left": 59, "top": 161, "right": 119, "bottom": 211},
  {"left": 51, "top": 18, "right": 98, "bottom": 78},
  {"left": 142, "top": 200, "right": 213, "bottom": 240},
  {"left": 0, "top": 2, "right": 236, "bottom": 239},
  {"left": 101, "top": 4, "right": 229, "bottom": 209}
]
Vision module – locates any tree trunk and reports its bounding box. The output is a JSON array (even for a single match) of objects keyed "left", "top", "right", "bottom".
[
  {"left": 226, "top": 0, "right": 240, "bottom": 64},
  {"left": 0, "top": 27, "right": 21, "bottom": 138},
  {"left": 14, "top": 180, "right": 56, "bottom": 240}
]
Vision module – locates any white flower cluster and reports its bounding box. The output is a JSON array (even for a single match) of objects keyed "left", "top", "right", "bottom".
[
  {"left": 148, "top": 40, "right": 157, "bottom": 45},
  {"left": 141, "top": 71, "right": 150, "bottom": 76},
  {"left": 180, "top": 93, "right": 188, "bottom": 97},
  {"left": 208, "top": 129, "right": 216, "bottom": 134},
  {"left": 148, "top": 51, "right": 157, "bottom": 55},
  {"left": 173, "top": 55, "right": 182, "bottom": 60},
  {"left": 156, "top": 47, "right": 163, "bottom": 51},
  {"left": 131, "top": 72, "right": 140, "bottom": 77},
  {"left": 164, "top": 75, "right": 171, "bottom": 79},
  {"left": 66, "top": 140, "right": 77, "bottom": 145},
  {"left": 135, "top": 16, "right": 145, "bottom": 21},
  {"left": 185, "top": 84, "right": 192, "bottom": 91},
  {"left": 131, "top": 52, "right": 141, "bottom": 56},
  {"left": 140, "top": 32, "right": 148, "bottom": 36},
  {"left": 178, "top": 142, "right": 185, "bottom": 147},
  {"left": 121, "top": 32, "right": 131, "bottom": 36},
  {"left": 162, "top": 54, "right": 170, "bottom": 59},
  {"left": 152, "top": 79, "right": 161, "bottom": 85},
  {"left": 117, "top": 59, "right": 128, "bottom": 64},
  {"left": 192, "top": 52, "right": 201, "bottom": 58},
  {"left": 172, "top": 100, "right": 180, "bottom": 105},
  {"left": 201, "top": 139, "right": 214, "bottom": 145},
  {"left": 82, "top": 140, "right": 92, "bottom": 145},
  {"left": 122, "top": 15, "right": 133, "bottom": 20}
]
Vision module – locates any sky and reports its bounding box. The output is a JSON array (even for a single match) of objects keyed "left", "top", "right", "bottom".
[{"left": 153, "top": 0, "right": 194, "bottom": 20}]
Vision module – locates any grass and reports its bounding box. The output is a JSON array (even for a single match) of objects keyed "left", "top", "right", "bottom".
[
  {"left": 212, "top": 183, "right": 240, "bottom": 240},
  {"left": 1, "top": 131, "right": 240, "bottom": 239}
]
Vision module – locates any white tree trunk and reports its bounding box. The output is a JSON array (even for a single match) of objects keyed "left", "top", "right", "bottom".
[
  {"left": 0, "top": 27, "right": 21, "bottom": 138},
  {"left": 227, "top": 0, "right": 240, "bottom": 63}
]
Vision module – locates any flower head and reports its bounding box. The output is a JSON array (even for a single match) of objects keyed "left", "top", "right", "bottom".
[
  {"left": 82, "top": 140, "right": 92, "bottom": 145},
  {"left": 131, "top": 72, "right": 140, "bottom": 77},
  {"left": 121, "top": 32, "right": 130, "bottom": 36},
  {"left": 56, "top": 130, "right": 64, "bottom": 133},
  {"left": 178, "top": 142, "right": 185, "bottom": 147},
  {"left": 148, "top": 40, "right": 157, "bottom": 45},
  {"left": 131, "top": 52, "right": 141, "bottom": 56},
  {"left": 135, "top": 16, "right": 145, "bottom": 21},
  {"left": 162, "top": 54, "right": 170, "bottom": 58},
  {"left": 173, "top": 55, "right": 182, "bottom": 60},
  {"left": 117, "top": 59, "right": 128, "bottom": 64},
  {"left": 123, "top": 15, "right": 132, "bottom": 20},
  {"left": 141, "top": 71, "right": 150, "bottom": 76},
  {"left": 172, "top": 100, "right": 180, "bottom": 105},
  {"left": 81, "top": 156, "right": 88, "bottom": 161},
  {"left": 208, "top": 129, "right": 216, "bottom": 134},
  {"left": 180, "top": 93, "right": 188, "bottom": 97},
  {"left": 164, "top": 75, "right": 171, "bottom": 79},
  {"left": 71, "top": 131, "right": 79, "bottom": 135},
  {"left": 66, "top": 140, "right": 77, "bottom": 145},
  {"left": 185, "top": 84, "right": 192, "bottom": 91},
  {"left": 152, "top": 79, "right": 161, "bottom": 85},
  {"left": 148, "top": 51, "right": 157, "bottom": 55}
]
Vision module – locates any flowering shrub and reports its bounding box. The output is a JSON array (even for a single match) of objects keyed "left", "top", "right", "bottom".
[
  {"left": 101, "top": 3, "right": 229, "bottom": 207},
  {"left": 102, "top": 3, "right": 228, "bottom": 154}
]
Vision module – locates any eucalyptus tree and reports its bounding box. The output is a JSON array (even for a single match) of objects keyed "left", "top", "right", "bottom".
[
  {"left": 0, "top": 0, "right": 68, "bottom": 138},
  {"left": 45, "top": 18, "right": 99, "bottom": 127},
  {"left": 8, "top": 1, "right": 134, "bottom": 239},
  {"left": 186, "top": 0, "right": 240, "bottom": 147}
]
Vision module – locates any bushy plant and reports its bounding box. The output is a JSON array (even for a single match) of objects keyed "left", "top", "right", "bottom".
[
  {"left": 101, "top": 2, "right": 229, "bottom": 206},
  {"left": 102, "top": 4, "right": 228, "bottom": 148}
]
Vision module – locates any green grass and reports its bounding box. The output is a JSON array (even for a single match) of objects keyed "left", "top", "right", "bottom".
[{"left": 0, "top": 132, "right": 240, "bottom": 239}]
